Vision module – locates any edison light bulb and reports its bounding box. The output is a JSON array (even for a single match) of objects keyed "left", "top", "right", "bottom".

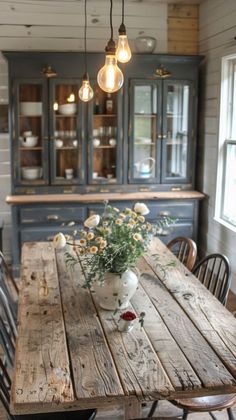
[
  {"left": 116, "top": 34, "right": 132, "bottom": 63},
  {"left": 79, "top": 76, "right": 94, "bottom": 102},
  {"left": 97, "top": 55, "right": 124, "bottom": 93}
]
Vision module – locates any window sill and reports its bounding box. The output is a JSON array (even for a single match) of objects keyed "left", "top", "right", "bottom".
[{"left": 214, "top": 216, "right": 236, "bottom": 234}]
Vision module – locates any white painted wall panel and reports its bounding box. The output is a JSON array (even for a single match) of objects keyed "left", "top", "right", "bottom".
[
  {"left": 0, "top": 53, "right": 11, "bottom": 260},
  {"left": 199, "top": 0, "right": 236, "bottom": 293},
  {"left": 0, "top": 1, "right": 168, "bottom": 53}
]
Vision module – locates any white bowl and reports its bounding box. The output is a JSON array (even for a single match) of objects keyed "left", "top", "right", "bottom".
[
  {"left": 135, "top": 36, "right": 156, "bottom": 53},
  {"left": 20, "top": 102, "right": 42, "bottom": 116},
  {"left": 55, "top": 139, "right": 63, "bottom": 148},
  {"left": 21, "top": 166, "right": 42, "bottom": 180},
  {"left": 93, "top": 138, "right": 100, "bottom": 147},
  {"left": 109, "top": 138, "right": 116, "bottom": 147},
  {"left": 58, "top": 103, "right": 76, "bottom": 115},
  {"left": 21, "top": 136, "right": 38, "bottom": 148}
]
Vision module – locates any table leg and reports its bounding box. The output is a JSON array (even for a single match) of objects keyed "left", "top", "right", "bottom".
[{"left": 124, "top": 397, "right": 142, "bottom": 419}]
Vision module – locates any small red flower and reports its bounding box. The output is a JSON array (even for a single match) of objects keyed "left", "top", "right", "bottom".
[{"left": 120, "top": 311, "right": 137, "bottom": 321}]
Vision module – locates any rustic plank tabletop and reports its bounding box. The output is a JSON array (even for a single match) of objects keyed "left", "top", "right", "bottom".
[{"left": 11, "top": 238, "right": 236, "bottom": 419}]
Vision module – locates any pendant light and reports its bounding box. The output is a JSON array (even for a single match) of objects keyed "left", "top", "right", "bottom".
[
  {"left": 116, "top": 0, "right": 132, "bottom": 63},
  {"left": 79, "top": 0, "right": 94, "bottom": 102},
  {"left": 97, "top": 0, "right": 124, "bottom": 93}
]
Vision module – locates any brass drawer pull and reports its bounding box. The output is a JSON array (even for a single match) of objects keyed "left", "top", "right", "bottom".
[
  {"left": 159, "top": 211, "right": 170, "bottom": 217},
  {"left": 46, "top": 214, "right": 59, "bottom": 221},
  {"left": 171, "top": 187, "right": 181, "bottom": 191},
  {"left": 159, "top": 230, "right": 169, "bottom": 236},
  {"left": 139, "top": 187, "right": 150, "bottom": 192},
  {"left": 63, "top": 187, "right": 73, "bottom": 193},
  {"left": 100, "top": 188, "right": 109, "bottom": 193}
]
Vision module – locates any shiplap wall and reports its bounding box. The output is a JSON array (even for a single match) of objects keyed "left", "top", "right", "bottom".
[
  {"left": 0, "top": 53, "right": 11, "bottom": 260},
  {"left": 198, "top": 0, "right": 236, "bottom": 292},
  {"left": 0, "top": 1, "right": 168, "bottom": 52},
  {"left": 168, "top": 4, "right": 199, "bottom": 54}
]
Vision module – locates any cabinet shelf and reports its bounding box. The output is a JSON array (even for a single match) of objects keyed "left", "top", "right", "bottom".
[
  {"left": 134, "top": 142, "right": 155, "bottom": 146},
  {"left": 20, "top": 147, "right": 43, "bottom": 151},
  {"left": 19, "top": 115, "right": 41, "bottom": 118},
  {"left": 134, "top": 114, "right": 156, "bottom": 118},
  {"left": 55, "top": 115, "right": 77, "bottom": 118},
  {"left": 56, "top": 147, "right": 77, "bottom": 150},
  {"left": 93, "top": 114, "right": 116, "bottom": 118},
  {"left": 94, "top": 145, "right": 116, "bottom": 149}
]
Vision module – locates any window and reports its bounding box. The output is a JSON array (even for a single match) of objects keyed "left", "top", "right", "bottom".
[{"left": 216, "top": 55, "right": 236, "bottom": 230}]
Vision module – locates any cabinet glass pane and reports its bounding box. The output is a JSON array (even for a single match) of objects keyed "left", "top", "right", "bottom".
[
  {"left": 132, "top": 85, "right": 157, "bottom": 179},
  {"left": 165, "top": 84, "right": 189, "bottom": 178},
  {"left": 18, "top": 83, "right": 44, "bottom": 183},
  {"left": 91, "top": 86, "right": 118, "bottom": 182},
  {"left": 53, "top": 84, "right": 80, "bottom": 181}
]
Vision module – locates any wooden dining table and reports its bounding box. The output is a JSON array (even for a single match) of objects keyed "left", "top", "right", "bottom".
[{"left": 11, "top": 238, "right": 236, "bottom": 419}]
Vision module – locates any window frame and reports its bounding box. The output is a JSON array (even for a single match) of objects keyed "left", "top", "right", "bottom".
[{"left": 215, "top": 54, "right": 236, "bottom": 232}]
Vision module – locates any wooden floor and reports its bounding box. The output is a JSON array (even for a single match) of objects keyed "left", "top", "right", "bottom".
[{"left": 1, "top": 291, "right": 236, "bottom": 420}]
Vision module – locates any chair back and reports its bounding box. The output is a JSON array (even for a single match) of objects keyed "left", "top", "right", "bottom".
[
  {"left": 193, "top": 253, "right": 231, "bottom": 305},
  {"left": 167, "top": 236, "right": 197, "bottom": 271},
  {"left": 0, "top": 287, "right": 17, "bottom": 366},
  {"left": 0, "top": 251, "right": 18, "bottom": 321}
]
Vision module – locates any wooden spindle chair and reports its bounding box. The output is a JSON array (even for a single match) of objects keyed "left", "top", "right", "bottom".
[
  {"left": 0, "top": 288, "right": 97, "bottom": 420},
  {"left": 192, "top": 253, "right": 231, "bottom": 305},
  {"left": 0, "top": 251, "right": 18, "bottom": 321},
  {"left": 148, "top": 253, "right": 235, "bottom": 420},
  {"left": 167, "top": 237, "right": 197, "bottom": 271}
]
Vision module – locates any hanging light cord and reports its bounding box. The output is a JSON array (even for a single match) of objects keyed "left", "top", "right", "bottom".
[
  {"left": 110, "top": 0, "right": 113, "bottom": 41},
  {"left": 84, "top": 0, "right": 88, "bottom": 75},
  {"left": 122, "top": 0, "right": 124, "bottom": 25}
]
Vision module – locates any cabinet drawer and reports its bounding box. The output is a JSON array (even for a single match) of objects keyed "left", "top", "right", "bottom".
[
  {"left": 147, "top": 201, "right": 194, "bottom": 221},
  {"left": 157, "top": 222, "right": 194, "bottom": 245},
  {"left": 20, "top": 206, "right": 86, "bottom": 224},
  {"left": 21, "top": 224, "right": 82, "bottom": 242},
  {"left": 87, "top": 201, "right": 194, "bottom": 221}
]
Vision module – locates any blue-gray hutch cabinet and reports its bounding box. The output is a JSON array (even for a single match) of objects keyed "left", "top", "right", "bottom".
[{"left": 4, "top": 52, "right": 204, "bottom": 274}]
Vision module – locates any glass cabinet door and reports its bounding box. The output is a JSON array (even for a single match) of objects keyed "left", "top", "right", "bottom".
[
  {"left": 129, "top": 81, "right": 162, "bottom": 183},
  {"left": 162, "top": 81, "right": 192, "bottom": 183},
  {"left": 50, "top": 80, "right": 84, "bottom": 184},
  {"left": 88, "top": 82, "right": 122, "bottom": 184},
  {"left": 15, "top": 79, "right": 48, "bottom": 185}
]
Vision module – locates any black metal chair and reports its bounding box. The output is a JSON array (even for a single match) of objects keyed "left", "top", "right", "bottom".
[
  {"left": 192, "top": 253, "right": 231, "bottom": 305},
  {"left": 0, "top": 251, "right": 18, "bottom": 321},
  {"left": 0, "top": 287, "right": 97, "bottom": 420},
  {"left": 167, "top": 237, "right": 197, "bottom": 271},
  {"left": 148, "top": 253, "right": 235, "bottom": 420}
]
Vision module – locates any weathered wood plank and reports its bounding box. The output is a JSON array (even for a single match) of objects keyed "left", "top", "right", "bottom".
[
  {"left": 91, "top": 293, "right": 174, "bottom": 400},
  {"left": 168, "top": 4, "right": 199, "bottom": 19},
  {"left": 56, "top": 250, "right": 124, "bottom": 400},
  {"left": 168, "top": 18, "right": 198, "bottom": 30},
  {"left": 145, "top": 238, "right": 236, "bottom": 382},
  {"left": 12, "top": 242, "right": 74, "bottom": 410},
  {"left": 131, "top": 271, "right": 202, "bottom": 392}
]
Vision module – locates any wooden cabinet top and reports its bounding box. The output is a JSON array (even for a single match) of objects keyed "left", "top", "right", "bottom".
[{"left": 6, "top": 190, "right": 204, "bottom": 205}]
